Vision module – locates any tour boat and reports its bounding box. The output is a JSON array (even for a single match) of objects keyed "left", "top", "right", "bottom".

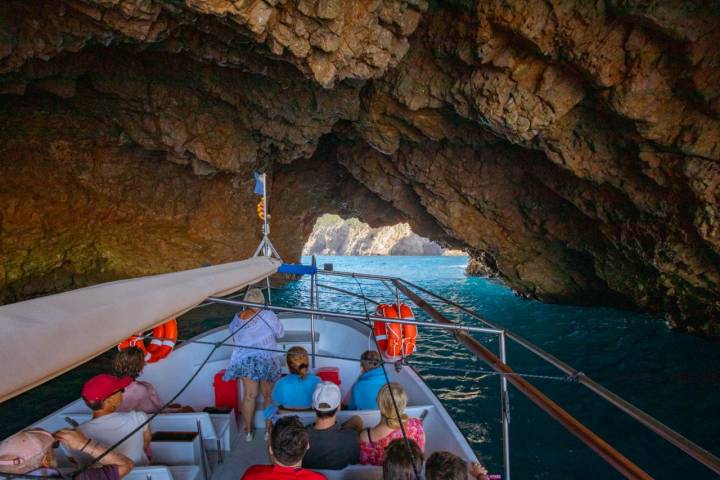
[
  {"left": 2, "top": 255, "right": 719, "bottom": 479},
  {"left": 0, "top": 257, "right": 478, "bottom": 480}
]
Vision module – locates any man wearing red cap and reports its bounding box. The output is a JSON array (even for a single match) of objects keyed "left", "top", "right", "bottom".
[
  {"left": 68, "top": 374, "right": 151, "bottom": 467},
  {"left": 0, "top": 427, "right": 134, "bottom": 479}
]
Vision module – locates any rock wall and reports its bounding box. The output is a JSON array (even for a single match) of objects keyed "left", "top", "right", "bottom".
[
  {"left": 303, "top": 214, "right": 456, "bottom": 256},
  {"left": 0, "top": 0, "right": 719, "bottom": 336}
]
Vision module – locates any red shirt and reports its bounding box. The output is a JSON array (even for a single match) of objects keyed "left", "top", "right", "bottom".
[{"left": 241, "top": 464, "right": 326, "bottom": 480}]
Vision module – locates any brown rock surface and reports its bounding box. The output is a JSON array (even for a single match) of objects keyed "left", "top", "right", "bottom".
[{"left": 0, "top": 0, "right": 719, "bottom": 336}]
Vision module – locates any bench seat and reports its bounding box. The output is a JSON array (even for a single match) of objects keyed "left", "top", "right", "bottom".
[
  {"left": 125, "top": 465, "right": 202, "bottom": 480},
  {"left": 255, "top": 405, "right": 434, "bottom": 429}
]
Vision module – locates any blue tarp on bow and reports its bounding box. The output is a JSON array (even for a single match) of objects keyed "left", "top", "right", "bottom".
[{"left": 277, "top": 264, "right": 317, "bottom": 275}]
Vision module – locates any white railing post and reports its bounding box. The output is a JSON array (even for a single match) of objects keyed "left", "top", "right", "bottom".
[
  {"left": 310, "top": 256, "right": 317, "bottom": 368},
  {"left": 499, "top": 331, "right": 511, "bottom": 480}
]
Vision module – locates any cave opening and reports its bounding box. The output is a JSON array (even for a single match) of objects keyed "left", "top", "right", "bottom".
[
  {"left": 0, "top": 0, "right": 718, "bottom": 336},
  {"left": 302, "top": 214, "right": 465, "bottom": 257},
  {"left": 0, "top": 1, "right": 719, "bottom": 477}
]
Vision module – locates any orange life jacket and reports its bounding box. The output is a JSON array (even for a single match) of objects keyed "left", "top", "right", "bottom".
[
  {"left": 118, "top": 319, "right": 178, "bottom": 363},
  {"left": 373, "top": 303, "right": 417, "bottom": 358}
]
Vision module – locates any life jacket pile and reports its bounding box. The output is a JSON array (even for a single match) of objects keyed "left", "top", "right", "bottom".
[
  {"left": 373, "top": 303, "right": 417, "bottom": 357},
  {"left": 118, "top": 318, "right": 178, "bottom": 363}
]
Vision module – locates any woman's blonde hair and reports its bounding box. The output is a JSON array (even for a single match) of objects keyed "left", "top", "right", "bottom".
[
  {"left": 286, "top": 346, "right": 310, "bottom": 379},
  {"left": 377, "top": 382, "right": 408, "bottom": 430},
  {"left": 244, "top": 287, "right": 265, "bottom": 305}
]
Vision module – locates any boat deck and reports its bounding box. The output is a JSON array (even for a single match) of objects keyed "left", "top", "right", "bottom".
[
  {"left": 210, "top": 427, "right": 269, "bottom": 480},
  {"left": 12, "top": 313, "right": 477, "bottom": 480}
]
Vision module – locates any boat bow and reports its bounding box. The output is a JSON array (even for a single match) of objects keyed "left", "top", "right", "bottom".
[{"left": 0, "top": 257, "right": 281, "bottom": 402}]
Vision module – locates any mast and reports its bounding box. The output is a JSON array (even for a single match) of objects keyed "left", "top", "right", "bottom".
[{"left": 252, "top": 171, "right": 282, "bottom": 304}]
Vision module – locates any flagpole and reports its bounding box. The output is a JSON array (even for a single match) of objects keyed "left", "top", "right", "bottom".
[
  {"left": 262, "top": 173, "right": 272, "bottom": 303},
  {"left": 252, "top": 171, "right": 280, "bottom": 258},
  {"left": 262, "top": 173, "right": 269, "bottom": 256}
]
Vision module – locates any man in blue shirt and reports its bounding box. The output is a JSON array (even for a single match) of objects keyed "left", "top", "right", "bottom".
[{"left": 347, "top": 350, "right": 386, "bottom": 410}]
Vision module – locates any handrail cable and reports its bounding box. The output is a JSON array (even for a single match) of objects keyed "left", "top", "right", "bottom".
[
  {"left": 316, "top": 283, "right": 381, "bottom": 305},
  {"left": 5, "top": 307, "right": 263, "bottom": 480},
  {"left": 394, "top": 278, "right": 720, "bottom": 476},
  {"left": 393, "top": 280, "right": 653, "bottom": 480},
  {"left": 206, "top": 298, "right": 503, "bottom": 335},
  {"left": 163, "top": 338, "right": 572, "bottom": 382},
  {"left": 12, "top": 268, "right": 716, "bottom": 478},
  {"left": 319, "top": 268, "right": 720, "bottom": 475},
  {"left": 352, "top": 275, "right": 421, "bottom": 480},
  {"left": 68, "top": 306, "right": 266, "bottom": 478}
]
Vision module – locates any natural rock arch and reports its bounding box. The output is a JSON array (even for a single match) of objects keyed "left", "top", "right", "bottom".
[{"left": 0, "top": 0, "right": 718, "bottom": 336}]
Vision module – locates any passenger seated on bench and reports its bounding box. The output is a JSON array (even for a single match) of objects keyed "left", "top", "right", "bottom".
[
  {"left": 272, "top": 347, "right": 321, "bottom": 411},
  {"left": 0, "top": 427, "right": 134, "bottom": 480},
  {"left": 303, "top": 382, "right": 362, "bottom": 470},
  {"left": 71, "top": 374, "right": 151, "bottom": 467},
  {"left": 382, "top": 438, "right": 423, "bottom": 480},
  {"left": 241, "top": 416, "right": 325, "bottom": 480},
  {"left": 425, "top": 451, "right": 489, "bottom": 480},
  {"left": 112, "top": 347, "right": 192, "bottom": 414},
  {"left": 359, "top": 383, "right": 425, "bottom": 466},
  {"left": 347, "top": 350, "right": 385, "bottom": 410}
]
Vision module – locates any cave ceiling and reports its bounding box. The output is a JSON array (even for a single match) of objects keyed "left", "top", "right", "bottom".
[{"left": 0, "top": 0, "right": 719, "bottom": 336}]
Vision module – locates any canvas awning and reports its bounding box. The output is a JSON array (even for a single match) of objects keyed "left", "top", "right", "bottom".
[{"left": 0, "top": 257, "right": 281, "bottom": 402}]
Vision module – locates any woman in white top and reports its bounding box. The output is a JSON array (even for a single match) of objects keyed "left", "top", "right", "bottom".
[{"left": 223, "top": 287, "right": 284, "bottom": 441}]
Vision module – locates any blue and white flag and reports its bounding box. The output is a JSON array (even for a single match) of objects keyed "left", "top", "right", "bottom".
[{"left": 254, "top": 171, "right": 265, "bottom": 196}]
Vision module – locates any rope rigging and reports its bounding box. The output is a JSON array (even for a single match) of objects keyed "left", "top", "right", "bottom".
[
  {"left": 65, "top": 306, "right": 266, "bottom": 479},
  {"left": 352, "top": 275, "right": 422, "bottom": 480},
  {"left": 168, "top": 337, "right": 573, "bottom": 382},
  {"left": 5, "top": 280, "right": 567, "bottom": 480}
]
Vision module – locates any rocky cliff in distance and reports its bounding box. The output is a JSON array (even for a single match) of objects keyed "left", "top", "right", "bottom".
[
  {"left": 303, "top": 214, "right": 462, "bottom": 256},
  {"left": 0, "top": 0, "right": 719, "bottom": 337}
]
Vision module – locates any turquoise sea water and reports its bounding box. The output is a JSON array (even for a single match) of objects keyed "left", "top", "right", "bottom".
[
  {"left": 278, "top": 256, "right": 720, "bottom": 479},
  {"left": 1, "top": 255, "right": 719, "bottom": 479}
]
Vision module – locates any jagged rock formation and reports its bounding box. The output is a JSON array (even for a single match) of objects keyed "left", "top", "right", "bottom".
[
  {"left": 466, "top": 251, "right": 499, "bottom": 278},
  {"left": 0, "top": 0, "right": 719, "bottom": 336},
  {"left": 303, "top": 214, "right": 458, "bottom": 255}
]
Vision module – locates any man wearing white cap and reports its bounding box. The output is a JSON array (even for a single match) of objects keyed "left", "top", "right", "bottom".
[
  {"left": 302, "top": 381, "right": 362, "bottom": 470},
  {"left": 0, "top": 428, "right": 134, "bottom": 479}
]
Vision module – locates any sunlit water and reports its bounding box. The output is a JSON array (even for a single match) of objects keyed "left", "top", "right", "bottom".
[{"left": 2, "top": 256, "right": 719, "bottom": 479}]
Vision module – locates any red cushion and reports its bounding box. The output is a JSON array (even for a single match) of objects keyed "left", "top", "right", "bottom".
[{"left": 316, "top": 367, "right": 341, "bottom": 385}]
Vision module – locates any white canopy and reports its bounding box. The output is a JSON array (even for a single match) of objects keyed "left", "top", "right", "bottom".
[{"left": 0, "top": 257, "right": 281, "bottom": 402}]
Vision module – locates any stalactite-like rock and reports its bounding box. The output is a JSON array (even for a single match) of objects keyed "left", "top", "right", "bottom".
[{"left": 0, "top": 0, "right": 718, "bottom": 336}]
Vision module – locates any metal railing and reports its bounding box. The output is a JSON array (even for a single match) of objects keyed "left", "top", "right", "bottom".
[
  {"left": 205, "top": 298, "right": 504, "bottom": 336},
  {"left": 208, "top": 266, "right": 720, "bottom": 479},
  {"left": 394, "top": 280, "right": 648, "bottom": 480},
  {"left": 393, "top": 277, "right": 720, "bottom": 477},
  {"left": 313, "top": 269, "right": 720, "bottom": 478}
]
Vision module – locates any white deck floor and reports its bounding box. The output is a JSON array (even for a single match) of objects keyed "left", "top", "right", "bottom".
[{"left": 211, "top": 427, "right": 269, "bottom": 480}]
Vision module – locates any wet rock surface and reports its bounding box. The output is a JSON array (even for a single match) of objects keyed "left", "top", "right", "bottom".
[{"left": 0, "top": 0, "right": 719, "bottom": 336}]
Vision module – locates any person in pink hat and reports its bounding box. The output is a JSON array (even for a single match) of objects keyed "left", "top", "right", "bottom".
[
  {"left": 68, "top": 374, "right": 152, "bottom": 467},
  {"left": 0, "top": 427, "right": 134, "bottom": 479}
]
